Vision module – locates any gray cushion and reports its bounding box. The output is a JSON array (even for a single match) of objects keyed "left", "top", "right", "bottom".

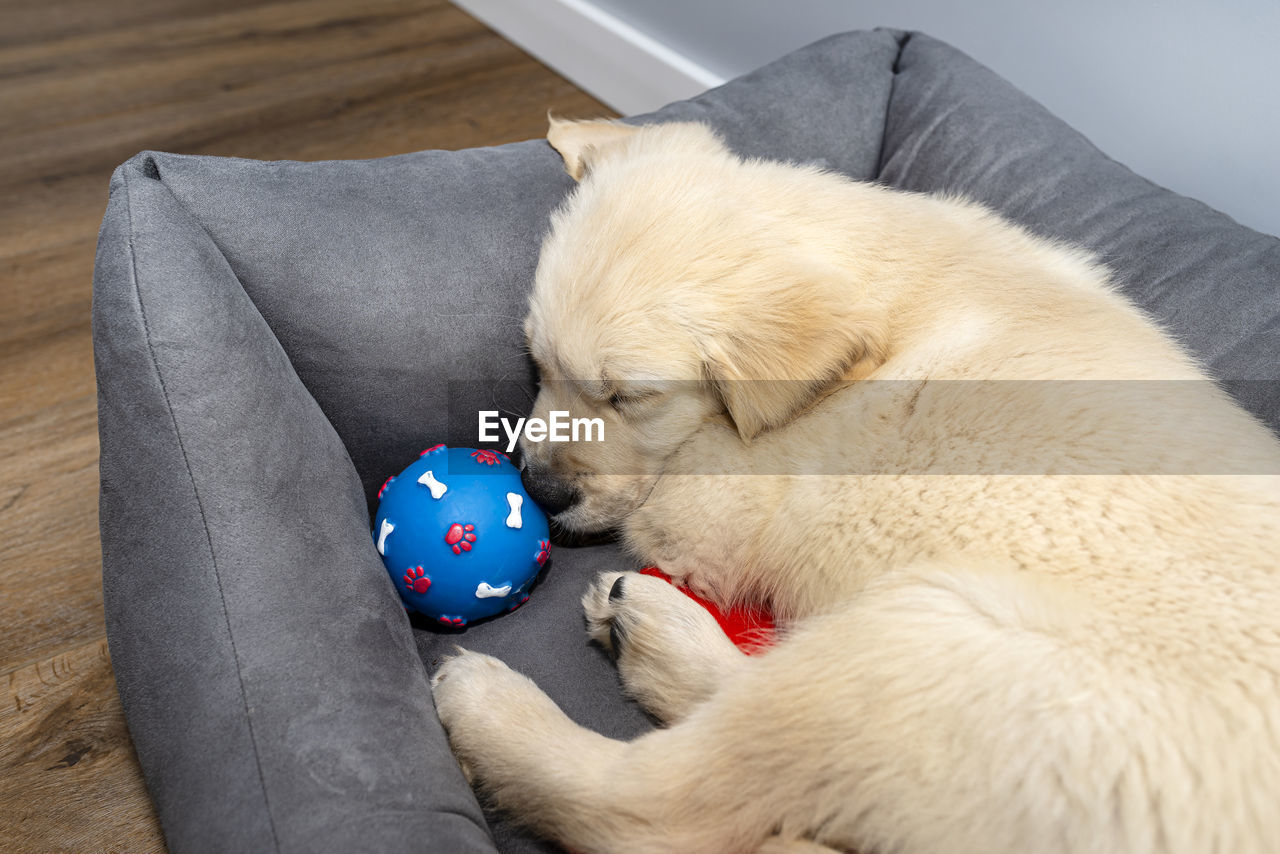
[
  {"left": 93, "top": 28, "right": 1279, "bottom": 854},
  {"left": 94, "top": 161, "right": 494, "bottom": 854}
]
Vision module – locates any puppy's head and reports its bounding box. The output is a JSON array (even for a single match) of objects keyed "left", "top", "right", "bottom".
[{"left": 520, "top": 118, "right": 887, "bottom": 533}]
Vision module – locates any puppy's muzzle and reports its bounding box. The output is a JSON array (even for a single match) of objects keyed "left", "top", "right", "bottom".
[{"left": 520, "top": 459, "right": 581, "bottom": 516}]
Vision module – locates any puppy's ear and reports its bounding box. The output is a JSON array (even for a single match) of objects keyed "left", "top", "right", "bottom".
[
  {"left": 698, "top": 263, "right": 889, "bottom": 442},
  {"left": 546, "top": 116, "right": 640, "bottom": 181}
]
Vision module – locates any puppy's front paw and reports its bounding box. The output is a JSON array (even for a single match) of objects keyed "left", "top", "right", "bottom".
[
  {"left": 582, "top": 570, "right": 633, "bottom": 656},
  {"left": 431, "top": 649, "right": 614, "bottom": 825},
  {"left": 431, "top": 650, "right": 549, "bottom": 789},
  {"left": 582, "top": 571, "right": 746, "bottom": 723},
  {"left": 432, "top": 650, "right": 518, "bottom": 727}
]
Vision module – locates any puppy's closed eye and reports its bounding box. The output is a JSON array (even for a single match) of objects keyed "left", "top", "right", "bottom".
[{"left": 607, "top": 387, "right": 663, "bottom": 412}]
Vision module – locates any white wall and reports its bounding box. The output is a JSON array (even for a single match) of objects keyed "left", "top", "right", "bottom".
[{"left": 457, "top": 0, "right": 1280, "bottom": 237}]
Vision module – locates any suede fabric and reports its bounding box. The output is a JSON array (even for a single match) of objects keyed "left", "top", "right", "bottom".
[
  {"left": 95, "top": 160, "right": 495, "bottom": 854},
  {"left": 93, "top": 28, "right": 1279, "bottom": 854}
]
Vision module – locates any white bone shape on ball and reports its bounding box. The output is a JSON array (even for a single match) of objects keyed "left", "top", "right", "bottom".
[
  {"left": 417, "top": 470, "right": 448, "bottom": 499},
  {"left": 376, "top": 518, "right": 394, "bottom": 555},
  {"left": 475, "top": 582, "right": 512, "bottom": 599},
  {"left": 505, "top": 492, "right": 524, "bottom": 528}
]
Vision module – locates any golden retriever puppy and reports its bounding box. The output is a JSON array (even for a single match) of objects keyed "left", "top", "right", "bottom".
[{"left": 431, "top": 118, "right": 1280, "bottom": 854}]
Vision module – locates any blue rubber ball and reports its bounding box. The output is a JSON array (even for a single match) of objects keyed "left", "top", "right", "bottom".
[{"left": 373, "top": 445, "right": 550, "bottom": 626}]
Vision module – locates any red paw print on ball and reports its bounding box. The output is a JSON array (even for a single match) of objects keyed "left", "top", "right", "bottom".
[
  {"left": 471, "top": 449, "right": 501, "bottom": 466},
  {"left": 534, "top": 539, "right": 550, "bottom": 566},
  {"left": 402, "top": 566, "right": 431, "bottom": 594},
  {"left": 445, "top": 522, "right": 476, "bottom": 554}
]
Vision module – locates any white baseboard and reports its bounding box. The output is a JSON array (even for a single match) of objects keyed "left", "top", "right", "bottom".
[{"left": 452, "top": 0, "right": 727, "bottom": 115}]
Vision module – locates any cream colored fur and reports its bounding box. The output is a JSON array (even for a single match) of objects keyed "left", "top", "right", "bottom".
[{"left": 431, "top": 118, "right": 1280, "bottom": 854}]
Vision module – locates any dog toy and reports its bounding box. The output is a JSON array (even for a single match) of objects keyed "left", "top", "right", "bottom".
[
  {"left": 374, "top": 445, "right": 550, "bottom": 627},
  {"left": 639, "top": 567, "right": 776, "bottom": 653}
]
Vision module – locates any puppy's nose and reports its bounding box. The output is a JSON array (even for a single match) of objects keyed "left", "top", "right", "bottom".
[{"left": 520, "top": 460, "right": 581, "bottom": 516}]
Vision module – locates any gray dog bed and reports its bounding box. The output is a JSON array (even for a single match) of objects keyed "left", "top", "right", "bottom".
[{"left": 93, "top": 29, "right": 1280, "bottom": 853}]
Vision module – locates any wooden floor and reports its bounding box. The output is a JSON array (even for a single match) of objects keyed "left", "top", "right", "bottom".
[{"left": 0, "top": 2, "right": 608, "bottom": 850}]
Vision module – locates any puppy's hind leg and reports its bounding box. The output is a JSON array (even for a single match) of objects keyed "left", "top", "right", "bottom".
[{"left": 583, "top": 570, "right": 748, "bottom": 723}]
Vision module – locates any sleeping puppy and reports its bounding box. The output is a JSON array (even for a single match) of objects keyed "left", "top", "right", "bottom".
[{"left": 431, "top": 118, "right": 1280, "bottom": 854}]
